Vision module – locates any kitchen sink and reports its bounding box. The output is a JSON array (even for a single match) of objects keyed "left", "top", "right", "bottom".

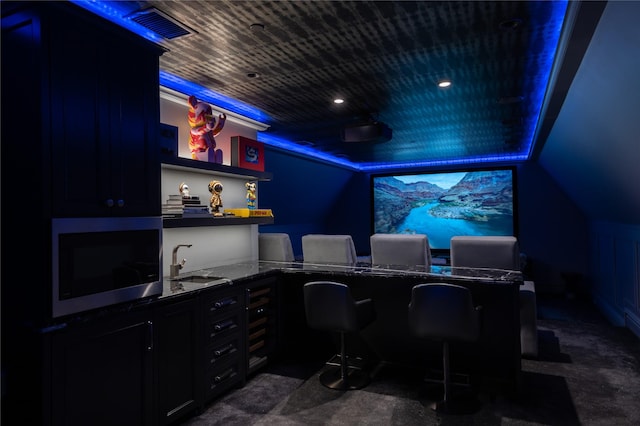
[
  {"left": 169, "top": 275, "right": 229, "bottom": 292},
  {"left": 177, "top": 275, "right": 225, "bottom": 284}
]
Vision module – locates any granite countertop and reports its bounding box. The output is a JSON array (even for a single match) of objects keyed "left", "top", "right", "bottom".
[
  {"left": 38, "top": 260, "right": 522, "bottom": 332},
  {"left": 161, "top": 260, "right": 523, "bottom": 298}
]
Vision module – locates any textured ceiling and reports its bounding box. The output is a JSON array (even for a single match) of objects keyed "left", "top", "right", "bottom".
[{"left": 79, "top": 1, "right": 570, "bottom": 168}]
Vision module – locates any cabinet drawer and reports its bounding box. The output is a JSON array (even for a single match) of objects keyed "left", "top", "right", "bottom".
[
  {"left": 204, "top": 358, "right": 243, "bottom": 400},
  {"left": 205, "top": 291, "right": 241, "bottom": 316},
  {"left": 207, "top": 335, "right": 242, "bottom": 367},
  {"left": 206, "top": 310, "right": 243, "bottom": 341}
]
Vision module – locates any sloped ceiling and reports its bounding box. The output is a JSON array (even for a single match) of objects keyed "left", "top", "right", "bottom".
[{"left": 539, "top": 0, "right": 640, "bottom": 225}]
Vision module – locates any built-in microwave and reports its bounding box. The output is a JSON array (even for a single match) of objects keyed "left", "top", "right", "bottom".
[{"left": 52, "top": 217, "right": 163, "bottom": 318}]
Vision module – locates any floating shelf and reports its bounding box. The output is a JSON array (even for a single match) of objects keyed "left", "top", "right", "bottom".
[
  {"left": 163, "top": 216, "right": 274, "bottom": 228},
  {"left": 161, "top": 153, "right": 272, "bottom": 181}
]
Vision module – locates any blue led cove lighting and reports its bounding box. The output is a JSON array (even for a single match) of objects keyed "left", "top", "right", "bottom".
[
  {"left": 257, "top": 134, "right": 360, "bottom": 171},
  {"left": 159, "top": 72, "right": 270, "bottom": 124},
  {"left": 73, "top": 0, "right": 570, "bottom": 172}
]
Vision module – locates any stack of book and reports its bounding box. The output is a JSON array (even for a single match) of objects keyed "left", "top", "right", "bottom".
[
  {"left": 162, "top": 195, "right": 184, "bottom": 218},
  {"left": 162, "top": 194, "right": 211, "bottom": 218},
  {"left": 182, "top": 195, "right": 210, "bottom": 218}
]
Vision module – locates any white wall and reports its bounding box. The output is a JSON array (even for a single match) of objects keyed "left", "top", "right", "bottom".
[
  {"left": 590, "top": 221, "right": 640, "bottom": 338},
  {"left": 160, "top": 88, "right": 258, "bottom": 163},
  {"left": 160, "top": 89, "right": 263, "bottom": 276},
  {"left": 163, "top": 224, "right": 258, "bottom": 276}
]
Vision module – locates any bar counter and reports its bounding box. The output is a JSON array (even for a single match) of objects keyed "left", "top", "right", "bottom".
[
  {"left": 163, "top": 260, "right": 523, "bottom": 396},
  {"left": 161, "top": 260, "right": 523, "bottom": 297}
]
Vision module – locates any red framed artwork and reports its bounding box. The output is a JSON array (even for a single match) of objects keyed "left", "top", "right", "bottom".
[{"left": 230, "top": 136, "right": 265, "bottom": 171}]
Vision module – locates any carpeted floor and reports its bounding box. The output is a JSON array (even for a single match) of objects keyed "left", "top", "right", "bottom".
[{"left": 181, "top": 296, "right": 640, "bottom": 425}]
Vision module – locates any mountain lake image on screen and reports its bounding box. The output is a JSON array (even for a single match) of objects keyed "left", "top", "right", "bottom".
[{"left": 371, "top": 167, "right": 517, "bottom": 252}]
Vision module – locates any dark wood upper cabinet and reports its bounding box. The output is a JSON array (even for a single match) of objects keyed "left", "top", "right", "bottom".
[
  {"left": 47, "top": 4, "right": 163, "bottom": 217},
  {"left": 2, "top": 1, "right": 164, "bottom": 219}
]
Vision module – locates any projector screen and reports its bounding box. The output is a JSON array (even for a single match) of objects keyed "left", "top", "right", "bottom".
[{"left": 371, "top": 167, "right": 517, "bottom": 253}]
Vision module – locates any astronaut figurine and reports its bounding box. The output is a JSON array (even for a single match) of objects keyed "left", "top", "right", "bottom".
[
  {"left": 208, "top": 180, "right": 223, "bottom": 216},
  {"left": 245, "top": 181, "right": 257, "bottom": 209},
  {"left": 179, "top": 182, "right": 190, "bottom": 198}
]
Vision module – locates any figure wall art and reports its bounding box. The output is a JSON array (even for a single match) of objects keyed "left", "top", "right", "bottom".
[{"left": 187, "top": 95, "right": 226, "bottom": 163}]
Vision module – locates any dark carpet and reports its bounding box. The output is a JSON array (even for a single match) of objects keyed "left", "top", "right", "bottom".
[{"left": 181, "top": 296, "right": 640, "bottom": 425}]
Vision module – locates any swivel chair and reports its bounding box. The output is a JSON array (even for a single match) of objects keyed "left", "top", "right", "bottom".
[
  {"left": 370, "top": 233, "right": 432, "bottom": 270},
  {"left": 303, "top": 281, "right": 376, "bottom": 390},
  {"left": 408, "top": 283, "right": 482, "bottom": 414},
  {"left": 258, "top": 233, "right": 295, "bottom": 262},
  {"left": 301, "top": 234, "right": 357, "bottom": 265}
]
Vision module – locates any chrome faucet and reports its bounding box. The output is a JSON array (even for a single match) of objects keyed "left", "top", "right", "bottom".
[{"left": 170, "top": 244, "right": 192, "bottom": 279}]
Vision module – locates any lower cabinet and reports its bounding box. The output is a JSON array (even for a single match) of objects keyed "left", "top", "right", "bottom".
[
  {"left": 154, "top": 297, "right": 201, "bottom": 425},
  {"left": 155, "top": 285, "right": 246, "bottom": 424},
  {"left": 47, "top": 278, "right": 271, "bottom": 425},
  {"left": 202, "top": 287, "right": 246, "bottom": 402},
  {"left": 49, "top": 309, "right": 154, "bottom": 426}
]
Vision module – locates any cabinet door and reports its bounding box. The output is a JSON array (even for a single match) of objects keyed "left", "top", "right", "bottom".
[
  {"left": 50, "top": 310, "right": 154, "bottom": 426},
  {"left": 48, "top": 5, "right": 160, "bottom": 217},
  {"left": 154, "top": 297, "right": 202, "bottom": 425},
  {"left": 102, "top": 29, "right": 161, "bottom": 217}
]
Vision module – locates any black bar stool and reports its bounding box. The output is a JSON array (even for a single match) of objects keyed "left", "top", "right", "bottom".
[
  {"left": 303, "top": 281, "right": 376, "bottom": 390},
  {"left": 408, "top": 283, "right": 482, "bottom": 414}
]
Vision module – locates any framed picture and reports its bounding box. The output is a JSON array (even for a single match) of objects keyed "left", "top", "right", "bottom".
[{"left": 230, "top": 136, "right": 265, "bottom": 171}]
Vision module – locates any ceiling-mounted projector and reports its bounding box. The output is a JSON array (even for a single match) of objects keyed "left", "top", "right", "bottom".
[{"left": 341, "top": 121, "right": 392, "bottom": 143}]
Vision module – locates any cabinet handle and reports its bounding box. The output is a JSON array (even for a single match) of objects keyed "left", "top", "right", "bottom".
[
  {"left": 213, "top": 343, "right": 234, "bottom": 357},
  {"left": 105, "top": 199, "right": 114, "bottom": 208},
  {"left": 146, "top": 321, "right": 153, "bottom": 351},
  {"left": 213, "top": 298, "right": 234, "bottom": 310},
  {"left": 213, "top": 319, "right": 234, "bottom": 331},
  {"left": 214, "top": 367, "right": 234, "bottom": 383},
  {"left": 117, "top": 199, "right": 125, "bottom": 208}
]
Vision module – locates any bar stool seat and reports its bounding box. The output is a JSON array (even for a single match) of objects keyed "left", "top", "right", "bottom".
[
  {"left": 408, "top": 283, "right": 482, "bottom": 414},
  {"left": 304, "top": 281, "right": 376, "bottom": 390}
]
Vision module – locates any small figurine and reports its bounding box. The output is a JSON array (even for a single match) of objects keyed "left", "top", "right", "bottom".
[
  {"left": 179, "top": 182, "right": 190, "bottom": 198},
  {"left": 245, "top": 181, "right": 257, "bottom": 209},
  {"left": 187, "top": 95, "right": 226, "bottom": 163},
  {"left": 208, "top": 180, "right": 224, "bottom": 216}
]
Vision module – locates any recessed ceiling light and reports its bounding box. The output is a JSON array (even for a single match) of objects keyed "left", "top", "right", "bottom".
[
  {"left": 437, "top": 79, "right": 452, "bottom": 88},
  {"left": 247, "top": 72, "right": 260, "bottom": 78},
  {"left": 334, "top": 98, "right": 344, "bottom": 104},
  {"left": 249, "top": 23, "right": 264, "bottom": 32}
]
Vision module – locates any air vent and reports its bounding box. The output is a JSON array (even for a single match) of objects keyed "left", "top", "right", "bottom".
[{"left": 126, "top": 7, "right": 197, "bottom": 40}]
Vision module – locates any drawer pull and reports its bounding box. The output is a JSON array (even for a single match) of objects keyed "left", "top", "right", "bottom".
[
  {"left": 214, "top": 319, "right": 234, "bottom": 331},
  {"left": 212, "top": 298, "right": 235, "bottom": 310},
  {"left": 214, "top": 343, "right": 234, "bottom": 357},
  {"left": 214, "top": 367, "right": 234, "bottom": 383}
]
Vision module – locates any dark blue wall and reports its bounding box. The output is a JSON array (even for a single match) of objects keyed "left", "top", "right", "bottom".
[
  {"left": 258, "top": 148, "right": 357, "bottom": 256},
  {"left": 260, "top": 146, "right": 589, "bottom": 293}
]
